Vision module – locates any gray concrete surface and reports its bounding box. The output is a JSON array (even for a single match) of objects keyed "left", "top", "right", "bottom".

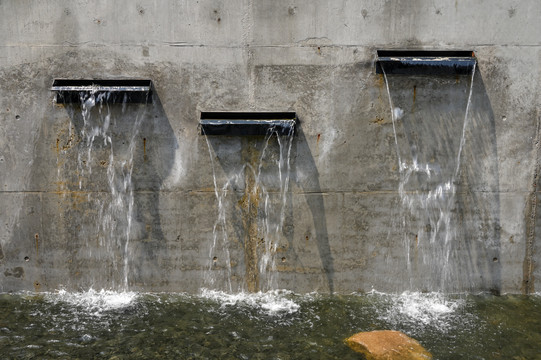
[{"left": 0, "top": 0, "right": 539, "bottom": 294}]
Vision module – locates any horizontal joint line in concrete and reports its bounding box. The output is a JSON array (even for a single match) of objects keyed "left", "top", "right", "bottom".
[
  {"left": 1, "top": 43, "right": 541, "bottom": 49},
  {"left": 0, "top": 190, "right": 529, "bottom": 195}
]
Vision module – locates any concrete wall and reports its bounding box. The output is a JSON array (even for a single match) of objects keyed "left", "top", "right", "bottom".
[{"left": 0, "top": 0, "right": 539, "bottom": 294}]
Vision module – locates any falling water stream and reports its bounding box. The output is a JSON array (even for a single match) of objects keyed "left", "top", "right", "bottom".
[
  {"left": 57, "top": 91, "right": 147, "bottom": 291},
  {"left": 382, "top": 64, "right": 478, "bottom": 292},
  {"left": 203, "top": 124, "right": 294, "bottom": 293},
  {"left": 258, "top": 126, "right": 294, "bottom": 291}
]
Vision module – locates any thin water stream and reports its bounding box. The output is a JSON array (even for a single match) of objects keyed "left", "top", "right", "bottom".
[
  {"left": 203, "top": 124, "right": 294, "bottom": 293},
  {"left": 56, "top": 91, "right": 148, "bottom": 291},
  {"left": 382, "top": 65, "right": 480, "bottom": 293},
  {"left": 0, "top": 290, "right": 539, "bottom": 359}
]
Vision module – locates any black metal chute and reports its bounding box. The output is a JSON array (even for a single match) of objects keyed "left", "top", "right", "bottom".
[
  {"left": 199, "top": 112, "right": 297, "bottom": 136},
  {"left": 51, "top": 79, "right": 152, "bottom": 103},
  {"left": 375, "top": 50, "right": 476, "bottom": 76}
]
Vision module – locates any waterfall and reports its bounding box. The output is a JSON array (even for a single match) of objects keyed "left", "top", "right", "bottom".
[
  {"left": 258, "top": 125, "right": 294, "bottom": 291},
  {"left": 203, "top": 133, "right": 239, "bottom": 292},
  {"left": 58, "top": 91, "right": 147, "bottom": 291},
  {"left": 382, "top": 65, "right": 476, "bottom": 292},
  {"left": 203, "top": 123, "right": 294, "bottom": 292}
]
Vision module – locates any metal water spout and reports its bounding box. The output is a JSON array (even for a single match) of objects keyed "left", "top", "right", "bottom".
[
  {"left": 51, "top": 79, "right": 152, "bottom": 103},
  {"left": 199, "top": 112, "right": 297, "bottom": 136},
  {"left": 375, "top": 50, "right": 476, "bottom": 76}
]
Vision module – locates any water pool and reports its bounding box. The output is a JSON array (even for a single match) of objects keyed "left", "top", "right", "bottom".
[{"left": 0, "top": 290, "right": 539, "bottom": 359}]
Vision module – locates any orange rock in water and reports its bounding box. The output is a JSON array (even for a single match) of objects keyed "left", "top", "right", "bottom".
[{"left": 345, "top": 330, "right": 432, "bottom": 360}]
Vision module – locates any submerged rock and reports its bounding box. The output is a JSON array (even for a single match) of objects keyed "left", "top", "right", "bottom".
[{"left": 345, "top": 330, "right": 432, "bottom": 360}]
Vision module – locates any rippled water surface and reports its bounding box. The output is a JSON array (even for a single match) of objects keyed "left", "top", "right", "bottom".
[{"left": 0, "top": 290, "right": 540, "bottom": 359}]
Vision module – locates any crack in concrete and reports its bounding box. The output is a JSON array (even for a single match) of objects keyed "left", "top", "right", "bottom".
[{"left": 523, "top": 110, "right": 540, "bottom": 294}]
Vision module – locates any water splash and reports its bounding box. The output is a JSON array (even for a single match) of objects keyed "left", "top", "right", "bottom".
[
  {"left": 45, "top": 289, "right": 138, "bottom": 315},
  {"left": 373, "top": 291, "right": 468, "bottom": 334},
  {"left": 387, "top": 292, "right": 462, "bottom": 326},
  {"left": 200, "top": 288, "right": 300, "bottom": 316}
]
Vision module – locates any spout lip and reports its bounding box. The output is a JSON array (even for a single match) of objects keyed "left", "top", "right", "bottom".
[
  {"left": 51, "top": 79, "right": 152, "bottom": 92},
  {"left": 51, "top": 79, "right": 153, "bottom": 103},
  {"left": 375, "top": 50, "right": 476, "bottom": 75},
  {"left": 199, "top": 112, "right": 297, "bottom": 136}
]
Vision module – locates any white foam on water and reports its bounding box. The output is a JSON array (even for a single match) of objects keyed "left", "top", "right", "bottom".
[
  {"left": 393, "top": 292, "right": 460, "bottom": 321},
  {"left": 200, "top": 289, "right": 300, "bottom": 316},
  {"left": 373, "top": 291, "right": 465, "bottom": 333},
  {"left": 45, "top": 289, "right": 138, "bottom": 315}
]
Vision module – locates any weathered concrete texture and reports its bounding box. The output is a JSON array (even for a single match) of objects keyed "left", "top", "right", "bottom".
[
  {"left": 0, "top": 1, "right": 540, "bottom": 294},
  {"left": 524, "top": 107, "right": 541, "bottom": 294}
]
